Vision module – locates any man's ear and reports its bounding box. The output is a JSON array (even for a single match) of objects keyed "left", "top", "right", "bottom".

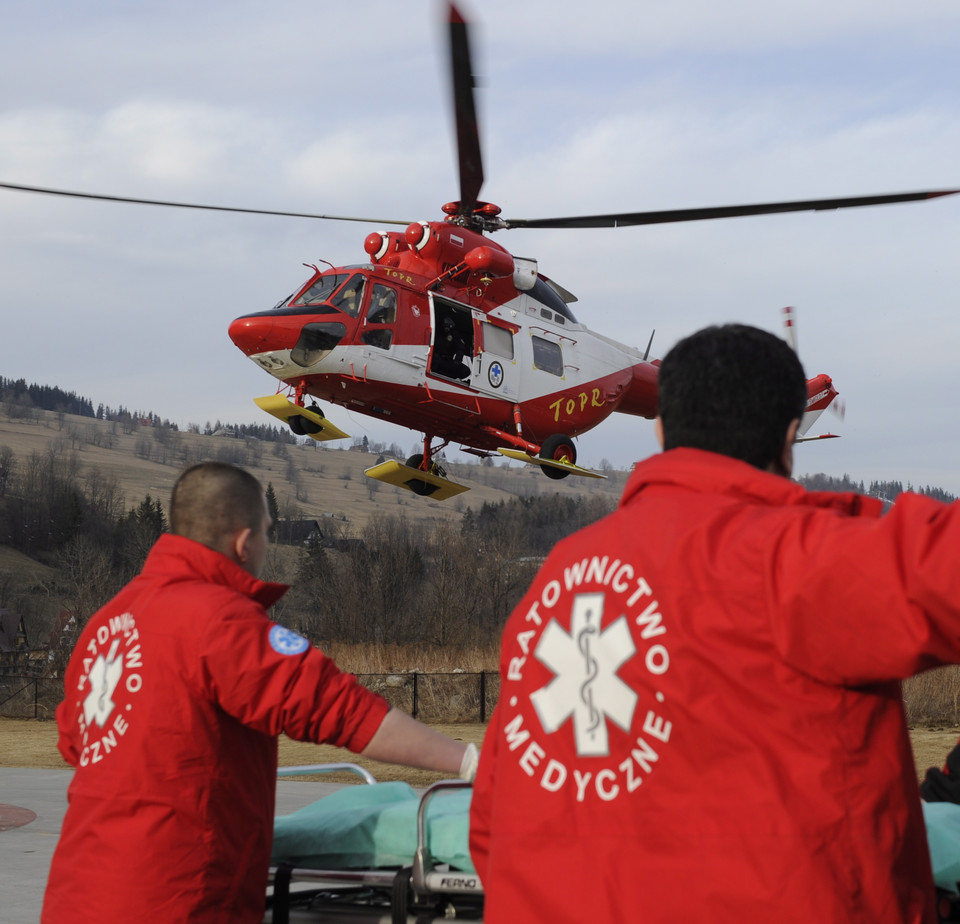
[
  {"left": 777, "top": 419, "right": 801, "bottom": 477},
  {"left": 654, "top": 416, "right": 665, "bottom": 450},
  {"left": 232, "top": 527, "right": 253, "bottom": 567}
]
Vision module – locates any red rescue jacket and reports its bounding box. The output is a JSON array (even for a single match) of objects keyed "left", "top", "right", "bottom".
[
  {"left": 43, "top": 534, "right": 389, "bottom": 923},
  {"left": 471, "top": 448, "right": 960, "bottom": 924}
]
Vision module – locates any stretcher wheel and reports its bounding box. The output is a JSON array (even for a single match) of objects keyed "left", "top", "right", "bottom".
[
  {"left": 939, "top": 889, "right": 960, "bottom": 922},
  {"left": 391, "top": 866, "right": 413, "bottom": 924}
]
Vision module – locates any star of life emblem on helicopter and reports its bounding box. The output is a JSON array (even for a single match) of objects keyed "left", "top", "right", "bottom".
[
  {"left": 488, "top": 361, "right": 504, "bottom": 388},
  {"left": 530, "top": 592, "right": 638, "bottom": 757}
]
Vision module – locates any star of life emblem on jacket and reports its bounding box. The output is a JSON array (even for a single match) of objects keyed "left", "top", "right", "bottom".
[
  {"left": 83, "top": 639, "right": 124, "bottom": 729},
  {"left": 74, "top": 611, "right": 143, "bottom": 768},
  {"left": 531, "top": 592, "right": 638, "bottom": 757}
]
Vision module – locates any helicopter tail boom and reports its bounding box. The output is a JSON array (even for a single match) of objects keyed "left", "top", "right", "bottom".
[{"left": 799, "top": 373, "right": 840, "bottom": 438}]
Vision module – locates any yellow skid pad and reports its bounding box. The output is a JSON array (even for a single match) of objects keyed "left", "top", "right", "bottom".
[
  {"left": 253, "top": 395, "right": 349, "bottom": 443},
  {"left": 364, "top": 460, "right": 470, "bottom": 500},
  {"left": 497, "top": 447, "right": 607, "bottom": 480}
]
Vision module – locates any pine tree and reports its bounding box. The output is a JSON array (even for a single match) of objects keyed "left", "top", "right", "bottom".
[{"left": 265, "top": 483, "right": 280, "bottom": 539}]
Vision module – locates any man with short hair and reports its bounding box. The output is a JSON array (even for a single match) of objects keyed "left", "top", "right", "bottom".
[
  {"left": 470, "top": 324, "right": 960, "bottom": 923},
  {"left": 43, "top": 461, "right": 473, "bottom": 923}
]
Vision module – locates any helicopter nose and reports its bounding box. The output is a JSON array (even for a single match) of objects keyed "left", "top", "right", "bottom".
[{"left": 229, "top": 313, "right": 277, "bottom": 356}]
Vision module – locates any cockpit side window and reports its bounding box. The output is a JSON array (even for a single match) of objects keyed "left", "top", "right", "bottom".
[
  {"left": 362, "top": 330, "right": 393, "bottom": 350},
  {"left": 367, "top": 284, "right": 397, "bottom": 324},
  {"left": 331, "top": 274, "right": 367, "bottom": 318}
]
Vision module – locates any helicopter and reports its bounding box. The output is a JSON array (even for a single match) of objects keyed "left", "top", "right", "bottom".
[
  {"left": 2, "top": 4, "right": 956, "bottom": 500},
  {"left": 224, "top": 3, "right": 955, "bottom": 498}
]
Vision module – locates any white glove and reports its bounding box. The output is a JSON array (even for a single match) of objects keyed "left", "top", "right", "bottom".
[{"left": 459, "top": 742, "right": 479, "bottom": 782}]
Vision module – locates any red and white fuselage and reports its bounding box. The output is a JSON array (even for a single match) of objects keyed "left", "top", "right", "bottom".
[{"left": 229, "top": 218, "right": 836, "bottom": 461}]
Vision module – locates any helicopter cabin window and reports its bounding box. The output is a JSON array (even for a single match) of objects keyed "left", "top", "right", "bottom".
[
  {"left": 330, "top": 274, "right": 367, "bottom": 318},
  {"left": 367, "top": 285, "right": 397, "bottom": 325},
  {"left": 481, "top": 321, "right": 514, "bottom": 360},
  {"left": 530, "top": 278, "right": 577, "bottom": 323},
  {"left": 532, "top": 335, "right": 563, "bottom": 376},
  {"left": 293, "top": 273, "right": 350, "bottom": 308}
]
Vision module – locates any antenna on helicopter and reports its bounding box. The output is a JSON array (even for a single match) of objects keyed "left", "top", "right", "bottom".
[{"left": 643, "top": 330, "right": 656, "bottom": 362}]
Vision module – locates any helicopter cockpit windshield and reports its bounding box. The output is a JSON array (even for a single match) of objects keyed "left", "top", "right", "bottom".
[
  {"left": 330, "top": 274, "right": 366, "bottom": 318},
  {"left": 284, "top": 271, "right": 369, "bottom": 368},
  {"left": 292, "top": 273, "right": 346, "bottom": 308},
  {"left": 289, "top": 270, "right": 367, "bottom": 318}
]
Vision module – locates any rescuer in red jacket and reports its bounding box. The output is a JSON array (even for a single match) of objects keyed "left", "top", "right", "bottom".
[
  {"left": 470, "top": 324, "right": 960, "bottom": 924},
  {"left": 43, "top": 461, "right": 474, "bottom": 923}
]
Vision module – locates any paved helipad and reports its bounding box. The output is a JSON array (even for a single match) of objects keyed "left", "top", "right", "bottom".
[{"left": 0, "top": 768, "right": 344, "bottom": 923}]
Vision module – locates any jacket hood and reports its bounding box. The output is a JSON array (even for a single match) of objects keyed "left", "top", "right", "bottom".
[
  {"left": 142, "top": 533, "right": 289, "bottom": 608},
  {"left": 622, "top": 448, "right": 883, "bottom": 518}
]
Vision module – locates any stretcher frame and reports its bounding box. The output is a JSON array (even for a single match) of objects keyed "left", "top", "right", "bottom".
[{"left": 265, "top": 763, "right": 483, "bottom": 924}]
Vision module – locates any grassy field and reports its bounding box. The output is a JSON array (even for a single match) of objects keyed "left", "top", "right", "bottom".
[
  {"left": 6, "top": 405, "right": 960, "bottom": 784},
  {"left": 1, "top": 717, "right": 955, "bottom": 787},
  {"left": 0, "top": 717, "right": 486, "bottom": 789}
]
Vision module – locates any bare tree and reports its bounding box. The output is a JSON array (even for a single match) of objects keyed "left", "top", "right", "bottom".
[
  {"left": 0, "top": 445, "right": 15, "bottom": 497},
  {"left": 53, "top": 534, "right": 119, "bottom": 630},
  {"left": 422, "top": 521, "right": 483, "bottom": 646},
  {"left": 84, "top": 469, "right": 126, "bottom": 522}
]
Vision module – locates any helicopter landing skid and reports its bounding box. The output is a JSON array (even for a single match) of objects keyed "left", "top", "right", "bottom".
[
  {"left": 364, "top": 460, "right": 470, "bottom": 500},
  {"left": 497, "top": 447, "right": 608, "bottom": 480},
  {"left": 253, "top": 394, "right": 349, "bottom": 442}
]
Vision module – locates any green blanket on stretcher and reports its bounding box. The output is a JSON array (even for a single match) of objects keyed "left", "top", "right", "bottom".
[
  {"left": 272, "top": 781, "right": 475, "bottom": 873},
  {"left": 924, "top": 801, "right": 960, "bottom": 894}
]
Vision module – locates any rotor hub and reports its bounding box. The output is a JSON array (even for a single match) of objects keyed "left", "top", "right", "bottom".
[{"left": 442, "top": 200, "right": 505, "bottom": 232}]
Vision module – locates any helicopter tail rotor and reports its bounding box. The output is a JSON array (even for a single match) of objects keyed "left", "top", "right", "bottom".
[{"left": 782, "top": 305, "right": 798, "bottom": 354}]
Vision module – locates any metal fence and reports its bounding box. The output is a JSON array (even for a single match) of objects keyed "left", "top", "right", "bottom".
[
  {"left": 7, "top": 669, "right": 960, "bottom": 726},
  {"left": 1, "top": 672, "right": 501, "bottom": 723},
  {"left": 0, "top": 676, "right": 62, "bottom": 720},
  {"left": 359, "top": 671, "right": 501, "bottom": 723}
]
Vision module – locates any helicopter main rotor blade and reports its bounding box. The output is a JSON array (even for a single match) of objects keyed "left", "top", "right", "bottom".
[
  {"left": 0, "top": 182, "right": 412, "bottom": 226},
  {"left": 504, "top": 189, "right": 960, "bottom": 230},
  {"left": 5, "top": 179, "right": 955, "bottom": 236},
  {"left": 448, "top": 2, "right": 484, "bottom": 217}
]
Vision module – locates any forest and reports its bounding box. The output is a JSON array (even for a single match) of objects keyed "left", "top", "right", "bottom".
[
  {"left": 0, "top": 429, "right": 617, "bottom": 670},
  {"left": 0, "top": 379, "right": 956, "bottom": 677}
]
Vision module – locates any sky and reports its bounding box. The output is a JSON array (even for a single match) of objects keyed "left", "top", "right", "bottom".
[{"left": 1, "top": 0, "right": 959, "bottom": 493}]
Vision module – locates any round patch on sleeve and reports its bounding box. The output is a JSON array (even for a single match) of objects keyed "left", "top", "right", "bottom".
[{"left": 268, "top": 625, "right": 310, "bottom": 656}]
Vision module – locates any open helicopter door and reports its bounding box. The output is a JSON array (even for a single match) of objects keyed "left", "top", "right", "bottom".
[
  {"left": 428, "top": 294, "right": 475, "bottom": 383},
  {"left": 427, "top": 293, "right": 520, "bottom": 401}
]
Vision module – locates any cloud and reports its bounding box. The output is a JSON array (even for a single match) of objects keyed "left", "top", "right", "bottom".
[{"left": 1, "top": 0, "right": 958, "bottom": 495}]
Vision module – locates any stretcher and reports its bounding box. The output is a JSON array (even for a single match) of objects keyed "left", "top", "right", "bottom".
[
  {"left": 265, "top": 764, "right": 483, "bottom": 924},
  {"left": 266, "top": 776, "right": 960, "bottom": 924}
]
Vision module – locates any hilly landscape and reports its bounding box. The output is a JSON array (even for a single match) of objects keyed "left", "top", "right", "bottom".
[
  {"left": 0, "top": 395, "right": 628, "bottom": 530},
  {"left": 2, "top": 380, "right": 959, "bottom": 724},
  {"left": 0, "top": 390, "right": 626, "bottom": 677}
]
